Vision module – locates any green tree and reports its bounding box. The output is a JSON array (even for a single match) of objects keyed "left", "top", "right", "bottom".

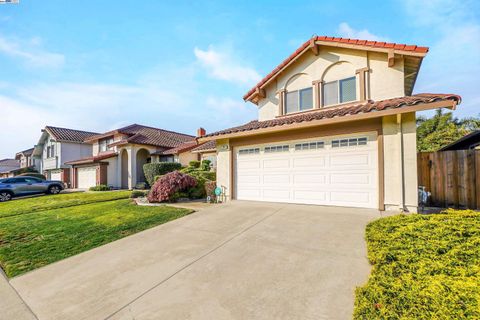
[{"left": 416, "top": 109, "right": 480, "bottom": 152}]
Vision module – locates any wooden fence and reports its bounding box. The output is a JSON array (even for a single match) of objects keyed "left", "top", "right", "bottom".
[{"left": 417, "top": 150, "right": 480, "bottom": 209}]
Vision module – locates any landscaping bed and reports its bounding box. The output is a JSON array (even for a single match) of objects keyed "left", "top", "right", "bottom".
[
  {"left": 354, "top": 209, "right": 480, "bottom": 319},
  {"left": 0, "top": 194, "right": 192, "bottom": 278}
]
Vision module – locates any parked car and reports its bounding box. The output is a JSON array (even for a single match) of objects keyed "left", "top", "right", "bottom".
[{"left": 0, "top": 176, "right": 65, "bottom": 202}]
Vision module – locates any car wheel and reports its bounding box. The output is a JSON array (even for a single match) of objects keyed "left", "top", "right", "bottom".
[
  {"left": 48, "top": 185, "right": 61, "bottom": 195},
  {"left": 0, "top": 191, "right": 12, "bottom": 202}
]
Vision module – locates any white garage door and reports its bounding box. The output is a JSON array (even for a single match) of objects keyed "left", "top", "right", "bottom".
[
  {"left": 50, "top": 170, "right": 62, "bottom": 181},
  {"left": 234, "top": 133, "right": 378, "bottom": 209},
  {"left": 77, "top": 166, "right": 97, "bottom": 189}
]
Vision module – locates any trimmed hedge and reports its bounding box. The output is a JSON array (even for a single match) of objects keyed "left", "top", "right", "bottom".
[
  {"left": 18, "top": 172, "right": 46, "bottom": 180},
  {"left": 89, "top": 185, "right": 110, "bottom": 191},
  {"left": 143, "top": 162, "right": 182, "bottom": 186},
  {"left": 354, "top": 209, "right": 480, "bottom": 319},
  {"left": 130, "top": 190, "right": 147, "bottom": 198}
]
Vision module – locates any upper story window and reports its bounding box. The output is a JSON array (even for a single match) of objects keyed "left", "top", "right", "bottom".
[
  {"left": 99, "top": 138, "right": 114, "bottom": 152},
  {"left": 46, "top": 144, "right": 55, "bottom": 158},
  {"left": 285, "top": 87, "right": 313, "bottom": 114},
  {"left": 323, "top": 76, "right": 356, "bottom": 106}
]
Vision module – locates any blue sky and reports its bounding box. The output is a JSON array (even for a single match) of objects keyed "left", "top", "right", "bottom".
[{"left": 0, "top": 0, "right": 479, "bottom": 157}]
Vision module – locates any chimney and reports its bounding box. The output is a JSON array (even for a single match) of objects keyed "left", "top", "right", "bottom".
[{"left": 197, "top": 127, "right": 206, "bottom": 137}]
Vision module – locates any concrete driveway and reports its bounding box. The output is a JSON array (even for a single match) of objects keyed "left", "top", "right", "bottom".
[{"left": 11, "top": 201, "right": 380, "bottom": 320}]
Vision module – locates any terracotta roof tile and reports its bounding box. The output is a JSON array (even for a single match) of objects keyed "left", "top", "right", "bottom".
[
  {"left": 191, "top": 140, "right": 216, "bottom": 153},
  {"left": 153, "top": 140, "right": 198, "bottom": 155},
  {"left": 87, "top": 124, "right": 195, "bottom": 148},
  {"left": 0, "top": 159, "right": 20, "bottom": 173},
  {"left": 45, "top": 126, "right": 99, "bottom": 143},
  {"left": 205, "top": 94, "right": 461, "bottom": 139},
  {"left": 243, "top": 36, "right": 429, "bottom": 101}
]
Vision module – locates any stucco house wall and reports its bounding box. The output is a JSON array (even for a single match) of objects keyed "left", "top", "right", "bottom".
[{"left": 258, "top": 47, "right": 405, "bottom": 121}]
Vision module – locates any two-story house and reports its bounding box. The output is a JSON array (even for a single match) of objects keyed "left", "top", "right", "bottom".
[
  {"left": 66, "top": 124, "right": 198, "bottom": 189},
  {"left": 15, "top": 148, "right": 40, "bottom": 172},
  {"left": 32, "top": 126, "right": 99, "bottom": 185},
  {"left": 197, "top": 36, "right": 461, "bottom": 212}
]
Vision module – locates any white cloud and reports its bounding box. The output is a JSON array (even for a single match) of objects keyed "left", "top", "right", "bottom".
[
  {"left": 194, "top": 45, "right": 261, "bottom": 85},
  {"left": 337, "top": 23, "right": 389, "bottom": 42},
  {"left": 0, "top": 35, "right": 65, "bottom": 68},
  {"left": 401, "top": 0, "right": 480, "bottom": 117}
]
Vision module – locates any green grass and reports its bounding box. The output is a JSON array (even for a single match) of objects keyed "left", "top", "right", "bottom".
[
  {"left": 354, "top": 209, "right": 480, "bottom": 319},
  {"left": 0, "top": 199, "right": 191, "bottom": 278},
  {"left": 0, "top": 191, "right": 132, "bottom": 218}
]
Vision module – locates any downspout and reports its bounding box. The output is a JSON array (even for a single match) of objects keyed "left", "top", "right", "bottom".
[{"left": 397, "top": 114, "right": 407, "bottom": 212}]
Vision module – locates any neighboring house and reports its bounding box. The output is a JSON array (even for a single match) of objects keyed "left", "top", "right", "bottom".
[
  {"left": 439, "top": 131, "right": 480, "bottom": 151},
  {"left": 197, "top": 36, "right": 461, "bottom": 211},
  {"left": 66, "top": 124, "right": 196, "bottom": 189},
  {"left": 32, "top": 126, "right": 99, "bottom": 186},
  {"left": 0, "top": 159, "right": 20, "bottom": 178},
  {"left": 191, "top": 140, "right": 217, "bottom": 169},
  {"left": 15, "top": 148, "right": 40, "bottom": 172}
]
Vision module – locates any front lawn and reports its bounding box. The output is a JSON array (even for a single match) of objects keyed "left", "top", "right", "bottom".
[
  {"left": 354, "top": 209, "right": 480, "bottom": 319},
  {"left": 0, "top": 198, "right": 192, "bottom": 278},
  {"left": 0, "top": 190, "right": 132, "bottom": 218}
]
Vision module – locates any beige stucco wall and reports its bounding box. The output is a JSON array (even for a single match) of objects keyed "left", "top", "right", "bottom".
[
  {"left": 258, "top": 47, "right": 405, "bottom": 121},
  {"left": 382, "top": 112, "right": 418, "bottom": 212},
  {"left": 176, "top": 151, "right": 199, "bottom": 166}
]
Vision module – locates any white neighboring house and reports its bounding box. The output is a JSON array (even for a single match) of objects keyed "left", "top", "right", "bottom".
[
  {"left": 32, "top": 126, "right": 99, "bottom": 186},
  {"left": 15, "top": 148, "right": 41, "bottom": 172}
]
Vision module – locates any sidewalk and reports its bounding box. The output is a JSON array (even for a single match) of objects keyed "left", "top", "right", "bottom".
[{"left": 0, "top": 269, "right": 37, "bottom": 320}]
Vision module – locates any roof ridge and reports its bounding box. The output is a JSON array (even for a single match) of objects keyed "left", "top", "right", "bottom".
[
  {"left": 45, "top": 125, "right": 99, "bottom": 135},
  {"left": 121, "top": 123, "right": 196, "bottom": 138}
]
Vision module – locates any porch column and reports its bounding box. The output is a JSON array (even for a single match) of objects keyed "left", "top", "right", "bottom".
[{"left": 127, "top": 146, "right": 136, "bottom": 189}]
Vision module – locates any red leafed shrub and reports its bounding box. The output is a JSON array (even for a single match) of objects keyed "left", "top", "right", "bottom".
[{"left": 147, "top": 171, "right": 197, "bottom": 203}]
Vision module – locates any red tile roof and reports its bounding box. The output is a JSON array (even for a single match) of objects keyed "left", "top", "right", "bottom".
[
  {"left": 45, "top": 126, "right": 99, "bottom": 143},
  {"left": 152, "top": 140, "right": 198, "bottom": 155},
  {"left": 243, "top": 36, "right": 429, "bottom": 101},
  {"left": 203, "top": 94, "right": 461, "bottom": 139},
  {"left": 86, "top": 124, "right": 194, "bottom": 148},
  {"left": 65, "top": 151, "right": 118, "bottom": 165},
  {"left": 0, "top": 159, "right": 20, "bottom": 173},
  {"left": 191, "top": 140, "right": 216, "bottom": 153}
]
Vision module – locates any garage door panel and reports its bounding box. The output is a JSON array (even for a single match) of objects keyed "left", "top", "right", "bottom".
[
  {"left": 263, "top": 174, "right": 290, "bottom": 184},
  {"left": 77, "top": 167, "right": 97, "bottom": 189},
  {"left": 330, "top": 173, "right": 371, "bottom": 185},
  {"left": 263, "top": 159, "right": 289, "bottom": 169},
  {"left": 293, "top": 157, "right": 325, "bottom": 168},
  {"left": 237, "top": 175, "right": 261, "bottom": 184},
  {"left": 330, "top": 154, "right": 370, "bottom": 166},
  {"left": 235, "top": 133, "right": 378, "bottom": 209},
  {"left": 237, "top": 160, "right": 261, "bottom": 170},
  {"left": 263, "top": 189, "right": 290, "bottom": 200},
  {"left": 294, "top": 190, "right": 327, "bottom": 202}
]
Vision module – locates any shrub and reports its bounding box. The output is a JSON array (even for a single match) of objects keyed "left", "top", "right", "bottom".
[
  {"left": 354, "top": 210, "right": 480, "bottom": 319},
  {"left": 147, "top": 171, "right": 197, "bottom": 203},
  {"left": 188, "top": 160, "right": 200, "bottom": 168},
  {"left": 89, "top": 184, "right": 110, "bottom": 191},
  {"left": 200, "top": 159, "right": 211, "bottom": 171},
  {"left": 130, "top": 190, "right": 147, "bottom": 198},
  {"left": 18, "top": 172, "right": 46, "bottom": 180},
  {"left": 143, "top": 162, "right": 182, "bottom": 186},
  {"left": 185, "top": 170, "right": 216, "bottom": 199}
]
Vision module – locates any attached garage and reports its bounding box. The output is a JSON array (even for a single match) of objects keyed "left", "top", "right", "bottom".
[
  {"left": 50, "top": 170, "right": 62, "bottom": 181},
  {"left": 77, "top": 166, "right": 97, "bottom": 189},
  {"left": 234, "top": 133, "right": 378, "bottom": 209}
]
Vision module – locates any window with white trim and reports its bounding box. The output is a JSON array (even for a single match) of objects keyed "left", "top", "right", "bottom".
[
  {"left": 332, "top": 137, "right": 367, "bottom": 148},
  {"left": 264, "top": 145, "right": 289, "bottom": 153},
  {"left": 99, "top": 137, "right": 114, "bottom": 152},
  {"left": 294, "top": 141, "right": 325, "bottom": 151},
  {"left": 323, "top": 76, "right": 356, "bottom": 106},
  {"left": 238, "top": 148, "right": 260, "bottom": 155},
  {"left": 285, "top": 87, "right": 313, "bottom": 114}
]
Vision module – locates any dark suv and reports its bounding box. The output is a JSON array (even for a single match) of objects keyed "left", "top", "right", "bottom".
[{"left": 0, "top": 176, "right": 65, "bottom": 202}]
